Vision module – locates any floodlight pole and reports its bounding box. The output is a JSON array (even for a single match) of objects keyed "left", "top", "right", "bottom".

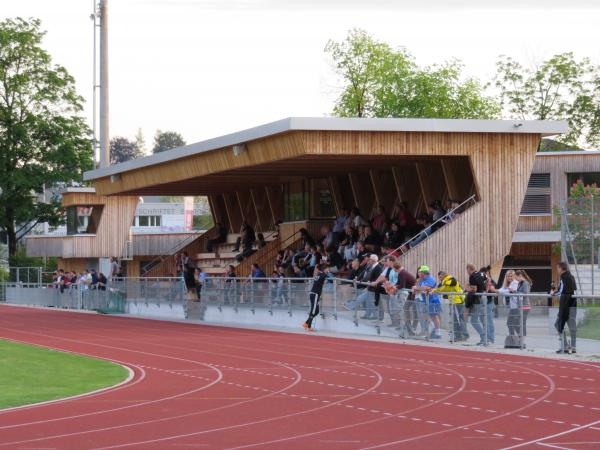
[{"left": 99, "top": 0, "right": 110, "bottom": 168}]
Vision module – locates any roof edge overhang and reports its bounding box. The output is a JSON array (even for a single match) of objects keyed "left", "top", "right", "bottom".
[{"left": 84, "top": 117, "right": 568, "bottom": 182}]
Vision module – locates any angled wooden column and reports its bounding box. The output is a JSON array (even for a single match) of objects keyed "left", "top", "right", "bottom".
[
  {"left": 207, "top": 194, "right": 222, "bottom": 227},
  {"left": 327, "top": 177, "right": 344, "bottom": 216},
  {"left": 236, "top": 190, "right": 258, "bottom": 230},
  {"left": 265, "top": 184, "right": 284, "bottom": 225},
  {"left": 348, "top": 173, "right": 375, "bottom": 216},
  {"left": 250, "top": 188, "right": 272, "bottom": 231},
  {"left": 391, "top": 167, "right": 404, "bottom": 204},
  {"left": 441, "top": 159, "right": 458, "bottom": 202},
  {"left": 369, "top": 170, "right": 382, "bottom": 206},
  {"left": 222, "top": 193, "right": 243, "bottom": 233},
  {"left": 415, "top": 163, "right": 432, "bottom": 208}
]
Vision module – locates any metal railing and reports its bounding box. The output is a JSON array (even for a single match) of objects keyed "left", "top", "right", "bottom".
[
  {"left": 141, "top": 227, "right": 213, "bottom": 276},
  {"left": 392, "top": 195, "right": 477, "bottom": 255},
  {"left": 1, "top": 277, "right": 187, "bottom": 316},
  {"left": 3, "top": 275, "right": 598, "bottom": 353}
]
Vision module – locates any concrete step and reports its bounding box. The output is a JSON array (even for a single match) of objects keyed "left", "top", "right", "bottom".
[{"left": 196, "top": 252, "right": 217, "bottom": 259}]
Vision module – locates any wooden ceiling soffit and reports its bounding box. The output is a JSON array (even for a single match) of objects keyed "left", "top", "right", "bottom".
[{"left": 93, "top": 131, "right": 306, "bottom": 196}]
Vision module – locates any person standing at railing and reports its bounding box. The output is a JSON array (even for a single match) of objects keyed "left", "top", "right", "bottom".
[
  {"left": 342, "top": 254, "right": 382, "bottom": 319},
  {"left": 387, "top": 260, "right": 416, "bottom": 329},
  {"left": 551, "top": 261, "right": 578, "bottom": 354},
  {"left": 303, "top": 264, "right": 329, "bottom": 331},
  {"left": 515, "top": 270, "right": 532, "bottom": 343},
  {"left": 498, "top": 270, "right": 519, "bottom": 336},
  {"left": 479, "top": 265, "right": 497, "bottom": 344},
  {"left": 97, "top": 272, "right": 107, "bottom": 291},
  {"left": 413, "top": 265, "right": 442, "bottom": 339},
  {"left": 466, "top": 264, "right": 487, "bottom": 345},
  {"left": 432, "top": 271, "right": 468, "bottom": 342}
]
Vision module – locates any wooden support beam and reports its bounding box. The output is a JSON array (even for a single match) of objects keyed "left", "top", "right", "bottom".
[
  {"left": 328, "top": 177, "right": 344, "bottom": 217},
  {"left": 415, "top": 163, "right": 432, "bottom": 208},
  {"left": 369, "top": 170, "right": 382, "bottom": 206},
  {"left": 440, "top": 159, "right": 458, "bottom": 201},
  {"left": 265, "top": 186, "right": 277, "bottom": 227},
  {"left": 348, "top": 173, "right": 361, "bottom": 211},
  {"left": 250, "top": 188, "right": 272, "bottom": 231},
  {"left": 222, "top": 193, "right": 243, "bottom": 233},
  {"left": 391, "top": 167, "right": 404, "bottom": 203}
]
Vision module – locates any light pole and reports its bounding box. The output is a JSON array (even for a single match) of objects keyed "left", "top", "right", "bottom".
[{"left": 91, "top": 0, "right": 110, "bottom": 169}]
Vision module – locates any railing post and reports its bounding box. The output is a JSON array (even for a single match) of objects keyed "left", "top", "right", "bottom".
[
  {"left": 287, "top": 278, "right": 292, "bottom": 317},
  {"left": 519, "top": 295, "right": 525, "bottom": 350},
  {"left": 483, "top": 295, "right": 488, "bottom": 346},
  {"left": 592, "top": 195, "right": 595, "bottom": 295},
  {"left": 449, "top": 296, "right": 455, "bottom": 344},
  {"left": 332, "top": 280, "right": 337, "bottom": 320}
]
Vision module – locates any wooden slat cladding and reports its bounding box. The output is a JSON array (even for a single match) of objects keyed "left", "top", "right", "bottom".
[
  {"left": 62, "top": 192, "right": 108, "bottom": 207},
  {"left": 301, "top": 131, "right": 540, "bottom": 285},
  {"left": 94, "top": 132, "right": 306, "bottom": 196},
  {"left": 87, "top": 129, "right": 541, "bottom": 287},
  {"left": 516, "top": 215, "right": 553, "bottom": 232},
  {"left": 26, "top": 195, "right": 139, "bottom": 259},
  {"left": 510, "top": 242, "right": 553, "bottom": 256},
  {"left": 530, "top": 152, "right": 600, "bottom": 228}
]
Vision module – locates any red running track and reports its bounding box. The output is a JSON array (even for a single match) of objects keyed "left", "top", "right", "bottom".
[{"left": 0, "top": 305, "right": 599, "bottom": 450}]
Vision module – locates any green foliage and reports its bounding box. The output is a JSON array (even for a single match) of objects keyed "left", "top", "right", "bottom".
[
  {"left": 578, "top": 308, "right": 600, "bottom": 340},
  {"left": 495, "top": 53, "right": 600, "bottom": 147},
  {"left": 110, "top": 136, "right": 143, "bottom": 164},
  {"left": 193, "top": 214, "right": 214, "bottom": 230},
  {"left": 0, "top": 18, "right": 93, "bottom": 256},
  {"left": 558, "top": 180, "right": 600, "bottom": 264},
  {"left": 326, "top": 29, "right": 499, "bottom": 119},
  {"left": 0, "top": 339, "right": 128, "bottom": 408},
  {"left": 8, "top": 247, "right": 56, "bottom": 282},
  {"left": 538, "top": 138, "right": 583, "bottom": 152},
  {"left": 152, "top": 130, "right": 186, "bottom": 154}
]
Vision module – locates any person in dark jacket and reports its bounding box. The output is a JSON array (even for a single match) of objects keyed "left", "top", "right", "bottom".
[
  {"left": 206, "top": 222, "right": 228, "bottom": 253},
  {"left": 342, "top": 254, "right": 383, "bottom": 319},
  {"left": 551, "top": 261, "right": 578, "bottom": 354},
  {"left": 303, "top": 264, "right": 330, "bottom": 331}
]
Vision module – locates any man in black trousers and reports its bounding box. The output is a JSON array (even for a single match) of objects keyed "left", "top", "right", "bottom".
[
  {"left": 551, "top": 261, "right": 578, "bottom": 354},
  {"left": 303, "top": 264, "right": 329, "bottom": 332}
]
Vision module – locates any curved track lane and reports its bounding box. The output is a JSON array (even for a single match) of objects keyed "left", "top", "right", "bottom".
[{"left": 0, "top": 305, "right": 599, "bottom": 450}]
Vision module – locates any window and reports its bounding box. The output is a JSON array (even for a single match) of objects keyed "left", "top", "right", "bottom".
[
  {"left": 66, "top": 205, "right": 97, "bottom": 234},
  {"left": 310, "top": 178, "right": 336, "bottom": 218},
  {"left": 136, "top": 215, "right": 161, "bottom": 227},
  {"left": 520, "top": 173, "right": 551, "bottom": 215},
  {"left": 284, "top": 180, "right": 308, "bottom": 222}
]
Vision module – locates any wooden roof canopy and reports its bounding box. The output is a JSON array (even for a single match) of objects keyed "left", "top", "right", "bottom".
[{"left": 84, "top": 117, "right": 568, "bottom": 197}]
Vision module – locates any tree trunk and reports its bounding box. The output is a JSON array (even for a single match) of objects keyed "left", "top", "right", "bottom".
[{"left": 5, "top": 208, "right": 17, "bottom": 259}]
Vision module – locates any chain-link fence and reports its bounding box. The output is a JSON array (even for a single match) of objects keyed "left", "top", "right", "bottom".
[{"left": 561, "top": 196, "right": 600, "bottom": 295}]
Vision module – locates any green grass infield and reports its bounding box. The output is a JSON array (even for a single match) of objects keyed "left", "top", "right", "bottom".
[{"left": 0, "top": 339, "right": 129, "bottom": 409}]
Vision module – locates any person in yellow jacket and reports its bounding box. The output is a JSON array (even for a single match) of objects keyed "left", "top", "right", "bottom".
[{"left": 431, "top": 271, "right": 469, "bottom": 342}]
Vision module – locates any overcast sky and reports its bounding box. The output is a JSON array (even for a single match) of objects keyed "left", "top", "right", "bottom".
[{"left": 3, "top": 0, "right": 600, "bottom": 153}]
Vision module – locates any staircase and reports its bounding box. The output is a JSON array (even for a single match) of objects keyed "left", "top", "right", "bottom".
[
  {"left": 143, "top": 228, "right": 215, "bottom": 277},
  {"left": 235, "top": 228, "right": 304, "bottom": 277}
]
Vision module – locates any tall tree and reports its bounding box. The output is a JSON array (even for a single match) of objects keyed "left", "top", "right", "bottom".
[
  {"left": 0, "top": 18, "right": 93, "bottom": 257},
  {"left": 152, "top": 130, "right": 186, "bottom": 154},
  {"left": 326, "top": 29, "right": 499, "bottom": 119},
  {"left": 110, "top": 136, "right": 143, "bottom": 164},
  {"left": 495, "top": 53, "right": 600, "bottom": 147}
]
